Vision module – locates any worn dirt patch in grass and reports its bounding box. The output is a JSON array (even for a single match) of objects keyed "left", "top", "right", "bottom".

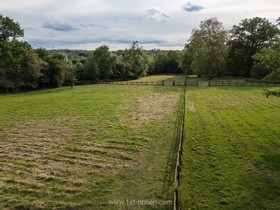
[
  {"left": 188, "top": 101, "right": 196, "bottom": 113},
  {"left": 0, "top": 116, "right": 135, "bottom": 175},
  {"left": 1, "top": 117, "right": 74, "bottom": 155},
  {"left": 1, "top": 117, "right": 101, "bottom": 181},
  {"left": 0, "top": 117, "right": 76, "bottom": 177},
  {"left": 122, "top": 92, "right": 180, "bottom": 127},
  {"left": 0, "top": 116, "right": 139, "bottom": 208}
]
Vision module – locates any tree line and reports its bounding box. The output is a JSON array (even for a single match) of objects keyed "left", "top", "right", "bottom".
[
  {"left": 1, "top": 14, "right": 279, "bottom": 92},
  {"left": 183, "top": 17, "right": 280, "bottom": 80}
]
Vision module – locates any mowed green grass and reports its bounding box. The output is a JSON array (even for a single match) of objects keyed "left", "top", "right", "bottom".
[
  {"left": 0, "top": 84, "right": 183, "bottom": 209},
  {"left": 135, "top": 75, "right": 186, "bottom": 84},
  {"left": 180, "top": 87, "right": 280, "bottom": 209}
]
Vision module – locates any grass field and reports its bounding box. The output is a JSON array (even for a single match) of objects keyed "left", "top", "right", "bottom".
[
  {"left": 1, "top": 75, "right": 279, "bottom": 210},
  {"left": 180, "top": 86, "right": 280, "bottom": 209},
  {"left": 135, "top": 75, "right": 186, "bottom": 85},
  {"left": 0, "top": 84, "right": 183, "bottom": 209}
]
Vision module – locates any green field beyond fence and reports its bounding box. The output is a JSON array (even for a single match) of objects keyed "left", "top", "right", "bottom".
[{"left": 180, "top": 86, "right": 280, "bottom": 209}]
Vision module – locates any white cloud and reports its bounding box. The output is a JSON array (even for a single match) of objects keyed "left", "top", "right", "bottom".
[
  {"left": 183, "top": 2, "right": 204, "bottom": 12},
  {"left": 43, "top": 18, "right": 78, "bottom": 31},
  {"left": 144, "top": 8, "right": 171, "bottom": 22}
]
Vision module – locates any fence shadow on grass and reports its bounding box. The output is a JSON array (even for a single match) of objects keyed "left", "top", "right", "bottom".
[{"left": 161, "top": 89, "right": 184, "bottom": 201}]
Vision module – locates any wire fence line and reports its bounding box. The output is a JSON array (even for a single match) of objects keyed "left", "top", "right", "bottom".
[
  {"left": 208, "top": 81, "right": 280, "bottom": 87},
  {"left": 109, "top": 80, "right": 188, "bottom": 86},
  {"left": 110, "top": 81, "right": 164, "bottom": 86},
  {"left": 104, "top": 80, "right": 198, "bottom": 86},
  {"left": 111, "top": 78, "right": 188, "bottom": 209},
  {"left": 173, "top": 82, "right": 187, "bottom": 210},
  {"left": 95, "top": 80, "right": 279, "bottom": 87}
]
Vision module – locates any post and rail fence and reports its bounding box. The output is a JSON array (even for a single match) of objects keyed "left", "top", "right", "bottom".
[
  {"left": 104, "top": 80, "right": 199, "bottom": 86},
  {"left": 208, "top": 81, "right": 280, "bottom": 87},
  {"left": 96, "top": 80, "right": 279, "bottom": 87}
]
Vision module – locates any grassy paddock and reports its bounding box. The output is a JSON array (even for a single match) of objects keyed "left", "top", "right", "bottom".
[
  {"left": 135, "top": 75, "right": 186, "bottom": 84},
  {"left": 0, "top": 84, "right": 183, "bottom": 209},
  {"left": 180, "top": 86, "right": 280, "bottom": 209}
]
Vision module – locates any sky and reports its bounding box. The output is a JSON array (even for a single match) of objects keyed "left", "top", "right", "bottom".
[{"left": 1, "top": 0, "right": 279, "bottom": 50}]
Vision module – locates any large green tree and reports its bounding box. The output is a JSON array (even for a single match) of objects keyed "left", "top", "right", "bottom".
[
  {"left": 90, "top": 45, "right": 117, "bottom": 80},
  {"left": 0, "top": 40, "right": 44, "bottom": 91},
  {"left": 152, "top": 50, "right": 182, "bottom": 74},
  {"left": 188, "top": 17, "right": 227, "bottom": 79},
  {"left": 35, "top": 50, "right": 70, "bottom": 88},
  {"left": 84, "top": 58, "right": 99, "bottom": 81},
  {"left": 47, "top": 52, "right": 71, "bottom": 88},
  {"left": 0, "top": 15, "right": 22, "bottom": 91},
  {"left": 20, "top": 48, "right": 46, "bottom": 88},
  {"left": 47, "top": 58, "right": 68, "bottom": 88},
  {"left": 1, "top": 15, "right": 47, "bottom": 91},
  {"left": 123, "top": 41, "right": 149, "bottom": 79},
  {"left": 180, "top": 44, "right": 193, "bottom": 75},
  {"left": 253, "top": 41, "right": 280, "bottom": 81},
  {"left": 227, "top": 17, "right": 280, "bottom": 76},
  {"left": 0, "top": 14, "right": 24, "bottom": 43}
]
